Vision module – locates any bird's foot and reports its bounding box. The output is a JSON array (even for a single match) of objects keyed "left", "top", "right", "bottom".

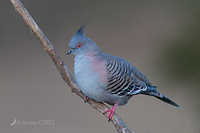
[
  {"left": 84, "top": 95, "right": 89, "bottom": 103},
  {"left": 103, "top": 103, "right": 118, "bottom": 122}
]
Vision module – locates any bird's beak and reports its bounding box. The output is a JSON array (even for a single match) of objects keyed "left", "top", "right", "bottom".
[{"left": 67, "top": 49, "right": 72, "bottom": 55}]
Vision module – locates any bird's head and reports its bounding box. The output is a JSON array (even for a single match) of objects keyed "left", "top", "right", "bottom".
[{"left": 67, "top": 23, "right": 101, "bottom": 56}]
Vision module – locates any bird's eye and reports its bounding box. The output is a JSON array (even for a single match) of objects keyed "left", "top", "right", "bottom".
[{"left": 76, "top": 43, "right": 82, "bottom": 48}]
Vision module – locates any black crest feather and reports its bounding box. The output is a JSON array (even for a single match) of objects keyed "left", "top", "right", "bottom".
[{"left": 76, "top": 21, "right": 89, "bottom": 35}]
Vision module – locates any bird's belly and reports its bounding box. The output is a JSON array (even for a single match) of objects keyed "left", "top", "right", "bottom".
[{"left": 76, "top": 71, "right": 105, "bottom": 102}]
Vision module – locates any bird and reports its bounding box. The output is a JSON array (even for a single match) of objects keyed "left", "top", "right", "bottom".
[{"left": 67, "top": 23, "right": 181, "bottom": 121}]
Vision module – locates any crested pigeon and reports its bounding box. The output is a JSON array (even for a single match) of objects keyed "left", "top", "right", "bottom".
[{"left": 67, "top": 24, "right": 181, "bottom": 121}]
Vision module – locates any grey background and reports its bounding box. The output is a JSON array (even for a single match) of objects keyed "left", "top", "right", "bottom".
[{"left": 1, "top": 0, "right": 200, "bottom": 133}]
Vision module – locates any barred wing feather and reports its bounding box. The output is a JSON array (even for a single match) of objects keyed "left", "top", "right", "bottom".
[{"left": 105, "top": 55, "right": 149, "bottom": 97}]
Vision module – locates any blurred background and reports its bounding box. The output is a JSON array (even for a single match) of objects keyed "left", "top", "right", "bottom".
[{"left": 1, "top": 0, "right": 200, "bottom": 133}]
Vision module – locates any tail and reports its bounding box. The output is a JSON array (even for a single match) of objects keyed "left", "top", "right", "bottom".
[{"left": 141, "top": 86, "right": 182, "bottom": 108}]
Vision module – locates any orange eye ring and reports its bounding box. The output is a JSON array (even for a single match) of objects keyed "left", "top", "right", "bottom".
[{"left": 77, "top": 43, "right": 82, "bottom": 48}]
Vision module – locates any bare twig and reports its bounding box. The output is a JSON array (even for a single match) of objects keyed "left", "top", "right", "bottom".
[{"left": 10, "top": 0, "right": 132, "bottom": 132}]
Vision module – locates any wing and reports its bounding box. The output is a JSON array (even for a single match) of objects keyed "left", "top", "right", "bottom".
[{"left": 105, "top": 55, "right": 150, "bottom": 97}]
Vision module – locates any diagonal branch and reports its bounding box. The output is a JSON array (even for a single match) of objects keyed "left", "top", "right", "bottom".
[{"left": 10, "top": 0, "right": 132, "bottom": 133}]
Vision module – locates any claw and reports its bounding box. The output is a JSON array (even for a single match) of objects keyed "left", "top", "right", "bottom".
[
  {"left": 84, "top": 95, "right": 89, "bottom": 103},
  {"left": 103, "top": 103, "right": 118, "bottom": 121}
]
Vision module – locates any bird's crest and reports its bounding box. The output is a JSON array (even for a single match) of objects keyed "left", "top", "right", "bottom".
[{"left": 76, "top": 21, "right": 88, "bottom": 35}]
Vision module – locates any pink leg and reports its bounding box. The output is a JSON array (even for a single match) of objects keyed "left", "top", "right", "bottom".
[
  {"left": 103, "top": 103, "right": 118, "bottom": 121},
  {"left": 84, "top": 95, "right": 89, "bottom": 103}
]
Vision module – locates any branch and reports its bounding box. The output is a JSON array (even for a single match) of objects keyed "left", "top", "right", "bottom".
[{"left": 10, "top": 0, "right": 132, "bottom": 133}]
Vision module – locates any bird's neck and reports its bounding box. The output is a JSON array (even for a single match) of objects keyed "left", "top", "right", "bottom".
[{"left": 75, "top": 49, "right": 103, "bottom": 61}]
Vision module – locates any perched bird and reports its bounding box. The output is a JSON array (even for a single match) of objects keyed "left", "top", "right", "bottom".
[{"left": 67, "top": 24, "right": 181, "bottom": 121}]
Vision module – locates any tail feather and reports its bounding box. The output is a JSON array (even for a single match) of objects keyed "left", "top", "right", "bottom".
[
  {"left": 141, "top": 86, "right": 181, "bottom": 108},
  {"left": 155, "top": 94, "right": 181, "bottom": 108}
]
